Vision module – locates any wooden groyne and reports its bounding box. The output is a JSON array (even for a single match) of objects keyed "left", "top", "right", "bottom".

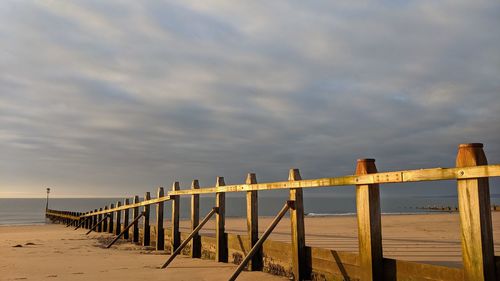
[
  {"left": 46, "top": 143, "right": 500, "bottom": 281},
  {"left": 416, "top": 205, "right": 500, "bottom": 212}
]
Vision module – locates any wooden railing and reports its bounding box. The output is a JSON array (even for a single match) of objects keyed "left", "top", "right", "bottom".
[{"left": 45, "top": 143, "right": 500, "bottom": 281}]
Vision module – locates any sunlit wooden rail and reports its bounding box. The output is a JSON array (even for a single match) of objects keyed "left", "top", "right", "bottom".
[{"left": 45, "top": 143, "right": 500, "bottom": 281}]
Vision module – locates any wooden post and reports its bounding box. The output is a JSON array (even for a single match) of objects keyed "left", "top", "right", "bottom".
[
  {"left": 93, "top": 209, "right": 98, "bottom": 231},
  {"left": 246, "top": 173, "right": 261, "bottom": 270},
  {"left": 108, "top": 204, "right": 114, "bottom": 234},
  {"left": 97, "top": 208, "right": 103, "bottom": 232},
  {"left": 103, "top": 207, "right": 108, "bottom": 232},
  {"left": 123, "top": 199, "right": 130, "bottom": 240},
  {"left": 289, "top": 168, "right": 306, "bottom": 280},
  {"left": 191, "top": 180, "right": 201, "bottom": 258},
  {"left": 355, "top": 159, "right": 383, "bottom": 281},
  {"left": 143, "top": 192, "right": 151, "bottom": 246},
  {"left": 171, "top": 182, "right": 181, "bottom": 252},
  {"left": 216, "top": 176, "right": 227, "bottom": 262},
  {"left": 156, "top": 187, "right": 165, "bottom": 251},
  {"left": 456, "top": 143, "right": 495, "bottom": 281},
  {"left": 133, "top": 195, "right": 140, "bottom": 243},
  {"left": 85, "top": 212, "right": 90, "bottom": 229},
  {"left": 115, "top": 201, "right": 122, "bottom": 235}
]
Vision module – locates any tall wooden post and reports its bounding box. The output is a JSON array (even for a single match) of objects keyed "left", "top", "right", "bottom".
[
  {"left": 115, "top": 201, "right": 122, "bottom": 235},
  {"left": 456, "top": 143, "right": 495, "bottom": 281},
  {"left": 143, "top": 192, "right": 151, "bottom": 246},
  {"left": 216, "top": 176, "right": 227, "bottom": 262},
  {"left": 123, "top": 199, "right": 130, "bottom": 240},
  {"left": 93, "top": 209, "right": 98, "bottom": 231},
  {"left": 171, "top": 182, "right": 181, "bottom": 252},
  {"left": 103, "top": 206, "right": 108, "bottom": 232},
  {"left": 108, "top": 204, "right": 114, "bottom": 234},
  {"left": 289, "top": 169, "right": 306, "bottom": 280},
  {"left": 246, "top": 173, "right": 261, "bottom": 270},
  {"left": 85, "top": 212, "right": 90, "bottom": 229},
  {"left": 156, "top": 187, "right": 165, "bottom": 251},
  {"left": 97, "top": 208, "right": 103, "bottom": 232},
  {"left": 132, "top": 195, "right": 140, "bottom": 243},
  {"left": 355, "top": 159, "right": 383, "bottom": 281},
  {"left": 191, "top": 180, "right": 201, "bottom": 258}
]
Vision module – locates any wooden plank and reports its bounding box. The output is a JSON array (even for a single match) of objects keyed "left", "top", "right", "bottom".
[
  {"left": 103, "top": 206, "right": 108, "bottom": 232},
  {"left": 171, "top": 182, "right": 180, "bottom": 251},
  {"left": 156, "top": 187, "right": 165, "bottom": 251},
  {"left": 456, "top": 143, "right": 495, "bottom": 281},
  {"left": 132, "top": 195, "right": 140, "bottom": 243},
  {"left": 115, "top": 201, "right": 121, "bottom": 235},
  {"left": 97, "top": 208, "right": 103, "bottom": 232},
  {"left": 289, "top": 168, "right": 306, "bottom": 280},
  {"left": 108, "top": 204, "right": 114, "bottom": 234},
  {"left": 123, "top": 199, "right": 130, "bottom": 240},
  {"left": 167, "top": 164, "right": 500, "bottom": 196},
  {"left": 356, "top": 159, "right": 383, "bottom": 281},
  {"left": 80, "top": 195, "right": 171, "bottom": 217},
  {"left": 143, "top": 192, "right": 151, "bottom": 246},
  {"left": 246, "top": 173, "right": 262, "bottom": 271},
  {"left": 191, "top": 180, "right": 201, "bottom": 258},
  {"left": 216, "top": 176, "right": 227, "bottom": 262}
]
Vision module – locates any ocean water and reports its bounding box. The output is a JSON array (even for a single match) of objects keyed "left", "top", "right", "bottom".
[{"left": 2, "top": 193, "right": 500, "bottom": 226}]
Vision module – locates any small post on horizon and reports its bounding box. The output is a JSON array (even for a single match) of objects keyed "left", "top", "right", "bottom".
[{"left": 45, "top": 188, "right": 51, "bottom": 212}]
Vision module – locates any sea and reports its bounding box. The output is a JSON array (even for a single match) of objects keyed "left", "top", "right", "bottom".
[{"left": 2, "top": 192, "right": 500, "bottom": 225}]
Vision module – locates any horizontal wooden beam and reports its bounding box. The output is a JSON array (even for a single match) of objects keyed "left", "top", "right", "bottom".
[
  {"left": 80, "top": 195, "right": 171, "bottom": 217},
  {"left": 168, "top": 164, "right": 500, "bottom": 196},
  {"left": 50, "top": 164, "right": 500, "bottom": 218}
]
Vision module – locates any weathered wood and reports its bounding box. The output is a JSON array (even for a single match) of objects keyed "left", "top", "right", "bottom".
[
  {"left": 132, "top": 195, "right": 140, "bottom": 243},
  {"left": 161, "top": 207, "right": 218, "bottom": 269},
  {"left": 456, "top": 143, "right": 495, "bottom": 281},
  {"left": 171, "top": 182, "right": 181, "bottom": 251},
  {"left": 123, "top": 199, "right": 130, "bottom": 240},
  {"left": 108, "top": 205, "right": 114, "bottom": 233},
  {"left": 86, "top": 213, "right": 110, "bottom": 235},
  {"left": 143, "top": 192, "right": 151, "bottom": 246},
  {"left": 80, "top": 195, "right": 171, "bottom": 217},
  {"left": 167, "top": 165, "right": 500, "bottom": 196},
  {"left": 97, "top": 208, "right": 103, "bottom": 232},
  {"left": 229, "top": 201, "right": 292, "bottom": 281},
  {"left": 246, "top": 173, "right": 261, "bottom": 271},
  {"left": 115, "top": 201, "right": 122, "bottom": 236},
  {"left": 191, "top": 180, "right": 201, "bottom": 258},
  {"left": 106, "top": 212, "right": 145, "bottom": 248},
  {"left": 156, "top": 187, "right": 165, "bottom": 251},
  {"left": 216, "top": 176, "right": 227, "bottom": 262},
  {"left": 289, "top": 168, "right": 306, "bottom": 280},
  {"left": 356, "top": 159, "right": 383, "bottom": 281},
  {"left": 103, "top": 206, "right": 108, "bottom": 232}
]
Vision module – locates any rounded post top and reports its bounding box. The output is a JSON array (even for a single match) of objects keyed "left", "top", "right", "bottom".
[
  {"left": 157, "top": 186, "right": 164, "bottom": 196},
  {"left": 357, "top": 158, "right": 375, "bottom": 163},
  {"left": 145, "top": 191, "right": 151, "bottom": 200},
  {"left": 216, "top": 176, "right": 225, "bottom": 187},
  {"left": 246, "top": 173, "right": 257, "bottom": 184},
  {"left": 172, "top": 181, "right": 180, "bottom": 191},
  {"left": 288, "top": 168, "right": 302, "bottom": 181},
  {"left": 456, "top": 142, "right": 487, "bottom": 167},
  {"left": 459, "top": 143, "right": 483, "bottom": 148},
  {"left": 355, "top": 158, "right": 378, "bottom": 175},
  {"left": 191, "top": 179, "right": 200, "bottom": 189}
]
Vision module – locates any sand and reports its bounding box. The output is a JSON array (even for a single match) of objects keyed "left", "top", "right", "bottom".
[{"left": 2, "top": 213, "right": 500, "bottom": 280}]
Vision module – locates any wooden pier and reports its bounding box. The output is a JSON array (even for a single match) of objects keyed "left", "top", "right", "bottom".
[{"left": 45, "top": 143, "right": 500, "bottom": 281}]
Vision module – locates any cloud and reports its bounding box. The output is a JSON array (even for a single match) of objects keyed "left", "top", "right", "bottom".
[{"left": 1, "top": 0, "right": 499, "bottom": 197}]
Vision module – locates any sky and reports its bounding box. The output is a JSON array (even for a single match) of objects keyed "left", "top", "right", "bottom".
[{"left": 1, "top": 1, "right": 499, "bottom": 198}]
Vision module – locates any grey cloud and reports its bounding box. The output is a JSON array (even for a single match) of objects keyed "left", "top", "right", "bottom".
[{"left": 1, "top": 0, "right": 499, "bottom": 197}]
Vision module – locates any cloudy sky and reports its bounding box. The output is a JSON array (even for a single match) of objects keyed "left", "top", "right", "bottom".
[{"left": 1, "top": 1, "right": 499, "bottom": 198}]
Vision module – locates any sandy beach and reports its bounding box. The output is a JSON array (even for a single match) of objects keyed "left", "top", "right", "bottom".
[{"left": 2, "top": 212, "right": 499, "bottom": 280}]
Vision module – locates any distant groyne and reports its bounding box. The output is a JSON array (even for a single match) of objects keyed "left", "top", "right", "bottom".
[{"left": 46, "top": 143, "right": 500, "bottom": 281}]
